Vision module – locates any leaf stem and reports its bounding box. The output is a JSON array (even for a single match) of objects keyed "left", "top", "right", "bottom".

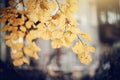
[
  {"left": 55, "top": 0, "right": 62, "bottom": 13},
  {"left": 77, "top": 35, "right": 85, "bottom": 45}
]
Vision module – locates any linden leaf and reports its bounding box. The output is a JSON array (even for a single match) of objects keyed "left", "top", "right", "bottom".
[
  {"left": 11, "top": 52, "right": 23, "bottom": 60},
  {"left": 7, "top": 27, "right": 18, "bottom": 32},
  {"left": 9, "top": 0, "right": 16, "bottom": 6},
  {"left": 33, "top": 52, "right": 39, "bottom": 60},
  {"left": 41, "top": 29, "right": 51, "bottom": 40},
  {"left": 64, "top": 31, "right": 77, "bottom": 42},
  {"left": 29, "top": 30, "right": 41, "bottom": 39},
  {"left": 27, "top": 12, "right": 39, "bottom": 22},
  {"left": 22, "top": 57, "right": 30, "bottom": 65},
  {"left": 40, "top": 0, "right": 48, "bottom": 10},
  {"left": 4, "top": 32, "right": 18, "bottom": 40},
  {"left": 78, "top": 53, "right": 92, "bottom": 65},
  {"left": 13, "top": 58, "right": 24, "bottom": 66},
  {"left": 20, "top": 26, "right": 26, "bottom": 32},
  {"left": 26, "top": 0, "right": 36, "bottom": 12},
  {"left": 25, "top": 21, "right": 33, "bottom": 29},
  {"left": 4, "top": 34, "right": 12, "bottom": 40},
  {"left": 61, "top": 37, "right": 71, "bottom": 48},
  {"left": 12, "top": 43, "right": 24, "bottom": 51},
  {"left": 18, "top": 31, "right": 25, "bottom": 38},
  {"left": 86, "top": 46, "right": 95, "bottom": 53},
  {"left": 36, "top": 23, "right": 46, "bottom": 31},
  {"left": 29, "top": 42, "right": 41, "bottom": 51},
  {"left": 67, "top": 26, "right": 80, "bottom": 34},
  {"left": 72, "top": 42, "right": 85, "bottom": 54},
  {"left": 80, "top": 32, "right": 92, "bottom": 42},
  {"left": 51, "top": 39, "right": 63, "bottom": 48},
  {"left": 51, "top": 30, "right": 63, "bottom": 39},
  {"left": 24, "top": 47, "right": 34, "bottom": 57},
  {"left": 48, "top": 1, "right": 57, "bottom": 11},
  {"left": 24, "top": 47, "right": 39, "bottom": 59},
  {"left": 0, "top": 17, "right": 7, "bottom": 23},
  {"left": 1, "top": 25, "right": 9, "bottom": 32},
  {"left": 6, "top": 40, "right": 12, "bottom": 47}
]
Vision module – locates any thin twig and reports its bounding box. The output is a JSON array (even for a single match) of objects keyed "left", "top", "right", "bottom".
[
  {"left": 21, "top": 0, "right": 26, "bottom": 10},
  {"left": 44, "top": 23, "right": 48, "bottom": 28},
  {"left": 14, "top": 0, "right": 22, "bottom": 8},
  {"left": 55, "top": 0, "right": 62, "bottom": 13},
  {"left": 77, "top": 35, "right": 85, "bottom": 45}
]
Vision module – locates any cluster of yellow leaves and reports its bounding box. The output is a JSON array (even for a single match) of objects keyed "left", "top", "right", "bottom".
[
  {"left": 72, "top": 42, "right": 95, "bottom": 64},
  {"left": 0, "top": 0, "right": 95, "bottom": 66}
]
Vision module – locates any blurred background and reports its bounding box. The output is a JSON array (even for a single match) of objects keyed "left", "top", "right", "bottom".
[{"left": 0, "top": 0, "right": 120, "bottom": 80}]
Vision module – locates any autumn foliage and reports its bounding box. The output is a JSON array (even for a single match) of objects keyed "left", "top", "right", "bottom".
[{"left": 0, "top": 0, "right": 95, "bottom": 66}]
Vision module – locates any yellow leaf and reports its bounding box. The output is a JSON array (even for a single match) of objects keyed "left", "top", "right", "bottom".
[
  {"left": 78, "top": 53, "right": 92, "bottom": 65},
  {"left": 40, "top": 0, "right": 48, "bottom": 10},
  {"left": 20, "top": 26, "right": 26, "bottom": 32},
  {"left": 0, "top": 17, "right": 7, "bottom": 23},
  {"left": 47, "top": 21, "right": 56, "bottom": 31},
  {"left": 64, "top": 31, "right": 77, "bottom": 42},
  {"left": 29, "top": 42, "right": 41, "bottom": 51},
  {"left": 61, "top": 37, "right": 71, "bottom": 48},
  {"left": 29, "top": 30, "right": 41, "bottom": 39},
  {"left": 48, "top": 1, "right": 57, "bottom": 11},
  {"left": 4, "top": 32, "right": 19, "bottom": 40},
  {"left": 4, "top": 34, "right": 12, "bottom": 40},
  {"left": 66, "top": 0, "right": 78, "bottom": 13},
  {"left": 33, "top": 52, "right": 39, "bottom": 60},
  {"left": 26, "top": 30, "right": 40, "bottom": 43},
  {"left": 60, "top": 4, "right": 66, "bottom": 12},
  {"left": 18, "top": 31, "right": 25, "bottom": 38},
  {"left": 80, "top": 32, "right": 92, "bottom": 42},
  {"left": 51, "top": 39, "right": 63, "bottom": 48},
  {"left": 28, "top": 12, "right": 39, "bottom": 22},
  {"left": 25, "top": 21, "right": 33, "bottom": 29},
  {"left": 1, "top": 25, "right": 9, "bottom": 32},
  {"left": 9, "top": 0, "right": 16, "bottom": 6},
  {"left": 24, "top": 47, "right": 39, "bottom": 59},
  {"left": 72, "top": 41, "right": 85, "bottom": 54},
  {"left": 10, "top": 32, "right": 19, "bottom": 40},
  {"left": 22, "top": 57, "right": 30, "bottom": 65},
  {"left": 9, "top": 18, "right": 24, "bottom": 26},
  {"left": 67, "top": 26, "right": 80, "bottom": 34},
  {"left": 6, "top": 40, "right": 12, "bottom": 47},
  {"left": 36, "top": 23, "right": 46, "bottom": 31},
  {"left": 12, "top": 43, "right": 24, "bottom": 51},
  {"left": 26, "top": 34, "right": 33, "bottom": 42},
  {"left": 24, "top": 47, "right": 34, "bottom": 57},
  {"left": 51, "top": 30, "right": 63, "bottom": 39},
  {"left": 26, "top": 0, "right": 36, "bottom": 12},
  {"left": 13, "top": 58, "right": 23, "bottom": 66},
  {"left": 87, "top": 46, "right": 95, "bottom": 53},
  {"left": 7, "top": 27, "right": 17, "bottom": 32},
  {"left": 11, "top": 52, "right": 23, "bottom": 60},
  {"left": 41, "top": 29, "right": 51, "bottom": 40}
]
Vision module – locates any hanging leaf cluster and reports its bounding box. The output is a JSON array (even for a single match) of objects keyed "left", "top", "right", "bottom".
[{"left": 0, "top": 0, "right": 95, "bottom": 66}]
